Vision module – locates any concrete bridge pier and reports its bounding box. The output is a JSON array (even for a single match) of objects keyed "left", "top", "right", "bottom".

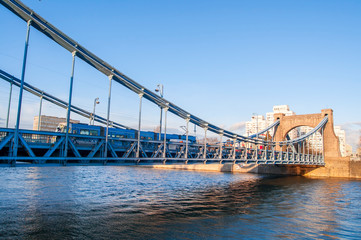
[{"left": 271, "top": 109, "right": 355, "bottom": 178}]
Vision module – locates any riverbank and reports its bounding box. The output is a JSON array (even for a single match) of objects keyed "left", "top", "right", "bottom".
[
  {"left": 141, "top": 158, "right": 361, "bottom": 179},
  {"left": 2, "top": 158, "right": 361, "bottom": 179}
]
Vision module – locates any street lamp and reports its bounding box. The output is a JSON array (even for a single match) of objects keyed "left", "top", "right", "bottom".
[
  {"left": 91, "top": 97, "right": 100, "bottom": 125},
  {"left": 155, "top": 84, "right": 164, "bottom": 140}
]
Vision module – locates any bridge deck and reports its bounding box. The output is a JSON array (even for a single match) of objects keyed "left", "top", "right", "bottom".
[{"left": 0, "top": 128, "right": 325, "bottom": 166}]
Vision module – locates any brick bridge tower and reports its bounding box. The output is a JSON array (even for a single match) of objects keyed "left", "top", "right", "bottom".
[
  {"left": 273, "top": 109, "right": 341, "bottom": 158},
  {"left": 263, "top": 109, "right": 359, "bottom": 178}
]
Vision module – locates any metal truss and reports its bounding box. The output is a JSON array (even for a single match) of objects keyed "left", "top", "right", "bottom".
[{"left": 0, "top": 128, "right": 325, "bottom": 166}]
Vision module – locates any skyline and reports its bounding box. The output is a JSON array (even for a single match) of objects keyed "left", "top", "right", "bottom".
[{"left": 0, "top": 0, "right": 360, "bottom": 148}]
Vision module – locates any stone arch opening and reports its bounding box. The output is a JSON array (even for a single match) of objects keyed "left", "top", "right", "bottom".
[{"left": 284, "top": 125, "right": 324, "bottom": 154}]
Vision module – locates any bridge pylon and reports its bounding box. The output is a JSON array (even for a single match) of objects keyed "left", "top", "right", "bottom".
[{"left": 273, "top": 109, "right": 341, "bottom": 159}]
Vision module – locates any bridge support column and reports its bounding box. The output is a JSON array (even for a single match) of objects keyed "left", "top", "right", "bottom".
[
  {"left": 37, "top": 92, "right": 43, "bottom": 130},
  {"left": 64, "top": 51, "right": 76, "bottom": 163},
  {"left": 136, "top": 92, "right": 144, "bottom": 159},
  {"left": 218, "top": 133, "right": 223, "bottom": 162},
  {"left": 12, "top": 20, "right": 32, "bottom": 161},
  {"left": 271, "top": 145, "right": 275, "bottom": 162},
  {"left": 104, "top": 75, "right": 113, "bottom": 163},
  {"left": 158, "top": 86, "right": 164, "bottom": 141},
  {"left": 232, "top": 137, "right": 237, "bottom": 162},
  {"left": 6, "top": 82, "right": 12, "bottom": 128},
  {"left": 203, "top": 126, "right": 208, "bottom": 163},
  {"left": 185, "top": 116, "right": 190, "bottom": 162},
  {"left": 162, "top": 106, "right": 169, "bottom": 162}
]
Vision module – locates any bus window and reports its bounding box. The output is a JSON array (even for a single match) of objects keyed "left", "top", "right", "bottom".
[
  {"left": 80, "top": 129, "right": 90, "bottom": 135},
  {"left": 89, "top": 130, "right": 98, "bottom": 136}
]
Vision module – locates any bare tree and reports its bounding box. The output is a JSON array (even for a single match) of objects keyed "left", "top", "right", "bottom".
[{"left": 197, "top": 137, "right": 219, "bottom": 144}]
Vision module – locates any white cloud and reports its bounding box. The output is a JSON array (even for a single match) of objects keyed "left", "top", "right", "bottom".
[{"left": 228, "top": 121, "right": 246, "bottom": 132}]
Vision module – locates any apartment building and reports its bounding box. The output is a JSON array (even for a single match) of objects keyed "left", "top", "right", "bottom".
[{"left": 33, "top": 115, "right": 80, "bottom": 132}]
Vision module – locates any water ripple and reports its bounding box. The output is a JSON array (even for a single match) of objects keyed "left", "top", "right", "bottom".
[{"left": 0, "top": 166, "right": 360, "bottom": 239}]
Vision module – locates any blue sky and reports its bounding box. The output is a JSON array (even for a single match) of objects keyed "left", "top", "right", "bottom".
[{"left": 0, "top": 0, "right": 360, "bottom": 148}]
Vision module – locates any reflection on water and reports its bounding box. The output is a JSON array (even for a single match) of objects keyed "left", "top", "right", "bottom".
[{"left": 0, "top": 166, "right": 360, "bottom": 239}]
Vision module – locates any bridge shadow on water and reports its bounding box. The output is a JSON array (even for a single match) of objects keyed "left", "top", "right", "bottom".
[
  {"left": 0, "top": 166, "right": 355, "bottom": 239},
  {"left": 101, "top": 175, "right": 344, "bottom": 239}
]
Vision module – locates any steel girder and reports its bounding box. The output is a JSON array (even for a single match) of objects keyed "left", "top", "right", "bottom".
[{"left": 0, "top": 128, "right": 325, "bottom": 165}]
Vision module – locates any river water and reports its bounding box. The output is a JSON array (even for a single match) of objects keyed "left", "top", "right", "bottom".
[{"left": 0, "top": 166, "right": 360, "bottom": 239}]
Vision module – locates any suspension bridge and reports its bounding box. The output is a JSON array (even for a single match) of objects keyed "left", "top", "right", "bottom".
[{"left": 0, "top": 0, "right": 343, "bottom": 168}]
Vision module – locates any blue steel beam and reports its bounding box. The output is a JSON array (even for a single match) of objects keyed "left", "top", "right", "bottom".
[
  {"left": 64, "top": 52, "right": 76, "bottom": 158},
  {"left": 107, "top": 143, "right": 118, "bottom": 158},
  {"left": 0, "top": 133, "right": 13, "bottom": 151},
  {"left": 18, "top": 134, "right": 35, "bottom": 157},
  {"left": 44, "top": 137, "right": 64, "bottom": 158},
  {"left": 67, "top": 139, "right": 81, "bottom": 158},
  {"left": 13, "top": 18, "right": 31, "bottom": 158},
  {"left": 1, "top": 125, "right": 323, "bottom": 164},
  {"left": 87, "top": 140, "right": 105, "bottom": 158}
]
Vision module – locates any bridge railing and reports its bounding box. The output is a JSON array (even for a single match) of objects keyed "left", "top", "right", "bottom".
[{"left": 0, "top": 128, "right": 325, "bottom": 166}]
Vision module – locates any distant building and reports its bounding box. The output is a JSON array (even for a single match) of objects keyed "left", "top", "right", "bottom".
[
  {"left": 266, "top": 105, "right": 297, "bottom": 139},
  {"left": 33, "top": 115, "right": 80, "bottom": 132},
  {"left": 246, "top": 105, "right": 296, "bottom": 138},
  {"left": 334, "top": 126, "right": 347, "bottom": 157},
  {"left": 345, "top": 144, "right": 353, "bottom": 157},
  {"left": 245, "top": 115, "right": 267, "bottom": 137}
]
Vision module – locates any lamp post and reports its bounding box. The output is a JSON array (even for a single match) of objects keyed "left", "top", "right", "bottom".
[
  {"left": 155, "top": 84, "right": 163, "bottom": 140},
  {"left": 91, "top": 97, "right": 100, "bottom": 125}
]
